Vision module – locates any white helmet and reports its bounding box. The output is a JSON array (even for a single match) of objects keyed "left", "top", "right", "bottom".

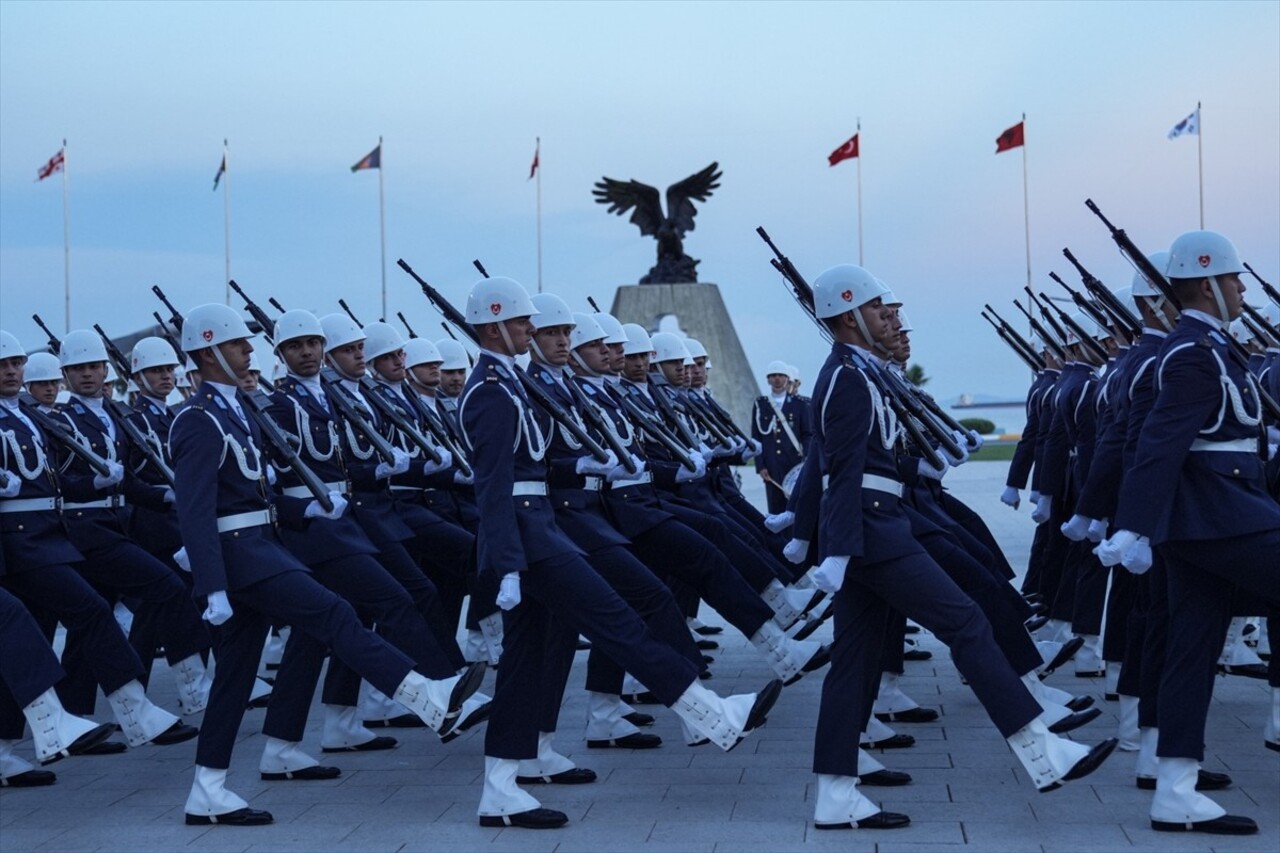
[
  {"left": 1131, "top": 252, "right": 1171, "bottom": 297},
  {"left": 25, "top": 351, "right": 62, "bottom": 382},
  {"left": 246, "top": 349, "right": 263, "bottom": 373},
  {"left": 684, "top": 338, "right": 708, "bottom": 360},
  {"left": 651, "top": 332, "right": 692, "bottom": 364},
  {"left": 569, "top": 313, "right": 607, "bottom": 349},
  {"left": 529, "top": 293, "right": 576, "bottom": 330},
  {"left": 1260, "top": 301, "right": 1280, "bottom": 328},
  {"left": 592, "top": 313, "right": 629, "bottom": 345},
  {"left": 1110, "top": 287, "right": 1141, "bottom": 330},
  {"left": 1167, "top": 231, "right": 1245, "bottom": 279},
  {"left": 787, "top": 364, "right": 800, "bottom": 381},
  {"left": 58, "top": 329, "right": 109, "bottom": 367},
  {"left": 812, "top": 264, "right": 890, "bottom": 318},
  {"left": 130, "top": 336, "right": 180, "bottom": 373},
  {"left": 319, "top": 314, "right": 365, "bottom": 352},
  {"left": 435, "top": 338, "right": 471, "bottom": 370},
  {"left": 1065, "top": 312, "right": 1107, "bottom": 344},
  {"left": 1228, "top": 318, "right": 1255, "bottom": 345},
  {"left": 0, "top": 330, "right": 27, "bottom": 361},
  {"left": 880, "top": 286, "right": 903, "bottom": 308},
  {"left": 765, "top": 359, "right": 790, "bottom": 377},
  {"left": 273, "top": 309, "right": 326, "bottom": 346},
  {"left": 897, "top": 310, "right": 914, "bottom": 334},
  {"left": 271, "top": 360, "right": 288, "bottom": 382},
  {"left": 404, "top": 338, "right": 443, "bottom": 367},
  {"left": 465, "top": 276, "right": 538, "bottom": 324},
  {"left": 622, "top": 323, "right": 654, "bottom": 356},
  {"left": 363, "top": 321, "right": 405, "bottom": 361},
  {"left": 183, "top": 303, "right": 252, "bottom": 353}
]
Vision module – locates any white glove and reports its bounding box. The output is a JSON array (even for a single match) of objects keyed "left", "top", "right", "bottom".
[
  {"left": 764, "top": 511, "right": 794, "bottom": 534},
  {"left": 1060, "top": 514, "right": 1092, "bottom": 542},
  {"left": 496, "top": 572, "right": 521, "bottom": 610},
  {"left": 172, "top": 547, "right": 190, "bottom": 572},
  {"left": 1269, "top": 443, "right": 1278, "bottom": 462},
  {"left": 942, "top": 433, "right": 969, "bottom": 467},
  {"left": 421, "top": 449, "right": 453, "bottom": 476},
  {"left": 783, "top": 538, "right": 809, "bottom": 565},
  {"left": 93, "top": 461, "right": 125, "bottom": 490},
  {"left": 1029, "top": 490, "right": 1041, "bottom": 505},
  {"left": 1000, "top": 486, "right": 1021, "bottom": 510},
  {"left": 162, "top": 488, "right": 176, "bottom": 505},
  {"left": 1095, "top": 529, "right": 1139, "bottom": 567},
  {"left": 741, "top": 439, "right": 761, "bottom": 462},
  {"left": 675, "top": 455, "right": 707, "bottom": 483},
  {"left": 375, "top": 448, "right": 412, "bottom": 480},
  {"left": 710, "top": 441, "right": 736, "bottom": 459},
  {"left": 202, "top": 591, "right": 233, "bottom": 626},
  {"left": 698, "top": 443, "right": 715, "bottom": 463},
  {"left": 1030, "top": 494, "right": 1053, "bottom": 525},
  {"left": 305, "top": 491, "right": 349, "bottom": 520},
  {"left": 1086, "top": 518, "right": 1109, "bottom": 543},
  {"left": 453, "top": 470, "right": 474, "bottom": 485},
  {"left": 266, "top": 465, "right": 277, "bottom": 486},
  {"left": 0, "top": 473, "right": 21, "bottom": 498},
  {"left": 1121, "top": 536, "right": 1153, "bottom": 575},
  {"left": 606, "top": 455, "right": 645, "bottom": 483},
  {"left": 812, "top": 555, "right": 850, "bottom": 593},
  {"left": 576, "top": 450, "right": 619, "bottom": 477},
  {"left": 1266, "top": 425, "right": 1280, "bottom": 446},
  {"left": 967, "top": 429, "right": 985, "bottom": 451},
  {"left": 918, "top": 457, "right": 947, "bottom": 481}
]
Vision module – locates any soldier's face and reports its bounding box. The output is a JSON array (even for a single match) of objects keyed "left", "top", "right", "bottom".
[
  {"left": 658, "top": 359, "right": 685, "bottom": 386},
  {"left": 574, "top": 340, "right": 611, "bottom": 373},
  {"left": 861, "top": 300, "right": 898, "bottom": 348},
  {"left": 374, "top": 349, "right": 406, "bottom": 382},
  {"left": 440, "top": 368, "right": 466, "bottom": 396},
  {"left": 1217, "top": 273, "right": 1246, "bottom": 319},
  {"left": 767, "top": 373, "right": 788, "bottom": 393},
  {"left": 0, "top": 356, "right": 25, "bottom": 395},
  {"left": 238, "top": 371, "right": 260, "bottom": 393},
  {"left": 606, "top": 342, "right": 626, "bottom": 373},
  {"left": 328, "top": 341, "right": 366, "bottom": 377},
  {"left": 688, "top": 357, "right": 707, "bottom": 388},
  {"left": 623, "top": 352, "right": 650, "bottom": 382},
  {"left": 532, "top": 325, "right": 572, "bottom": 365},
  {"left": 410, "top": 362, "right": 441, "bottom": 388},
  {"left": 278, "top": 336, "right": 325, "bottom": 377},
  {"left": 138, "top": 365, "right": 176, "bottom": 397},
  {"left": 26, "top": 379, "right": 60, "bottom": 406},
  {"left": 62, "top": 361, "right": 107, "bottom": 396},
  {"left": 217, "top": 338, "right": 254, "bottom": 379}
]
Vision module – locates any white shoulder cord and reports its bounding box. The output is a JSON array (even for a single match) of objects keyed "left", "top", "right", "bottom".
[{"left": 2, "top": 428, "right": 46, "bottom": 481}]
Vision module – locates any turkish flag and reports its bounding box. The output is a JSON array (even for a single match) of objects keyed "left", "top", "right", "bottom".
[
  {"left": 828, "top": 133, "right": 859, "bottom": 167},
  {"left": 995, "top": 122, "right": 1025, "bottom": 154}
]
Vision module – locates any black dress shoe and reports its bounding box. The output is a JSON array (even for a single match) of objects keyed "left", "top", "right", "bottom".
[
  {"left": 815, "top": 810, "right": 911, "bottom": 829},
  {"left": 1039, "top": 636, "right": 1085, "bottom": 679},
  {"left": 1064, "top": 695, "right": 1095, "bottom": 712},
  {"left": 81, "top": 740, "right": 127, "bottom": 756},
  {"left": 1151, "top": 814, "right": 1257, "bottom": 835},
  {"left": 695, "top": 638, "right": 719, "bottom": 651},
  {"left": 185, "top": 807, "right": 274, "bottom": 826},
  {"left": 735, "top": 679, "right": 783, "bottom": 746},
  {"left": 1, "top": 769, "right": 57, "bottom": 787},
  {"left": 1048, "top": 707, "right": 1101, "bottom": 734},
  {"left": 365, "top": 713, "right": 426, "bottom": 729},
  {"left": 791, "top": 611, "right": 831, "bottom": 642},
  {"left": 874, "top": 707, "right": 939, "bottom": 724},
  {"left": 701, "top": 654, "right": 715, "bottom": 665},
  {"left": 785, "top": 643, "right": 832, "bottom": 686},
  {"left": 1104, "top": 692, "right": 1119, "bottom": 701},
  {"left": 587, "top": 732, "right": 662, "bottom": 749},
  {"left": 516, "top": 767, "right": 597, "bottom": 785},
  {"left": 150, "top": 721, "right": 199, "bottom": 746},
  {"left": 859, "top": 769, "right": 912, "bottom": 786},
  {"left": 437, "top": 662, "right": 488, "bottom": 738},
  {"left": 246, "top": 694, "right": 272, "bottom": 710},
  {"left": 1024, "top": 615, "right": 1050, "bottom": 634},
  {"left": 1075, "top": 669, "right": 1106, "bottom": 679},
  {"left": 440, "top": 700, "right": 494, "bottom": 744},
  {"left": 903, "top": 649, "right": 933, "bottom": 662},
  {"left": 1217, "top": 663, "right": 1268, "bottom": 679},
  {"left": 478, "top": 807, "right": 567, "bottom": 829},
  {"left": 1040, "top": 738, "right": 1118, "bottom": 792},
  {"left": 622, "top": 711, "right": 654, "bottom": 728},
  {"left": 322, "top": 735, "right": 397, "bottom": 753},
  {"left": 1023, "top": 592, "right": 1044, "bottom": 604},
  {"left": 865, "top": 733, "right": 916, "bottom": 750},
  {"left": 904, "top": 623, "right": 921, "bottom": 634},
  {"left": 575, "top": 639, "right": 592, "bottom": 651},
  {"left": 64, "top": 722, "right": 118, "bottom": 759},
  {"left": 699, "top": 669, "right": 713, "bottom": 680},
  {"left": 693, "top": 624, "right": 723, "bottom": 636},
  {"left": 261, "top": 765, "right": 341, "bottom": 781},
  {"left": 621, "top": 691, "right": 661, "bottom": 705},
  {"left": 1137, "top": 769, "right": 1232, "bottom": 791},
  {"left": 1266, "top": 739, "right": 1279, "bottom": 752}
]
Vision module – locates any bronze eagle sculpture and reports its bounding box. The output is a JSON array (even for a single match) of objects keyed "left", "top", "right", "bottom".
[{"left": 592, "top": 162, "right": 722, "bottom": 284}]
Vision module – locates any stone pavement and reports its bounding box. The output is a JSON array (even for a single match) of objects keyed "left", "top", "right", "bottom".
[{"left": 1, "top": 462, "right": 1276, "bottom": 852}]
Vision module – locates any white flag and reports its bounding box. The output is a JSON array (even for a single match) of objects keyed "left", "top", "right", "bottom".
[{"left": 1167, "top": 108, "right": 1199, "bottom": 140}]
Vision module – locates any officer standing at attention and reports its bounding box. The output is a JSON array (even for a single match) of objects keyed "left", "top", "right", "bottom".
[
  {"left": 1098, "top": 231, "right": 1279, "bottom": 836},
  {"left": 753, "top": 360, "right": 811, "bottom": 515}
]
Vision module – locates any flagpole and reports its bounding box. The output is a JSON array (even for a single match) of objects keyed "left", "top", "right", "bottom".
[
  {"left": 855, "top": 118, "right": 863, "bottom": 266},
  {"left": 1021, "top": 113, "right": 1031, "bottom": 288},
  {"left": 1196, "top": 101, "right": 1204, "bottom": 228},
  {"left": 61, "top": 139, "right": 71, "bottom": 333},
  {"left": 223, "top": 139, "right": 232, "bottom": 305},
  {"left": 378, "top": 136, "right": 387, "bottom": 320},
  {"left": 535, "top": 137, "right": 543, "bottom": 294}
]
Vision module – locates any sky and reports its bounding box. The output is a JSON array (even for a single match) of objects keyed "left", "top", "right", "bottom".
[{"left": 2, "top": 0, "right": 1277, "bottom": 416}]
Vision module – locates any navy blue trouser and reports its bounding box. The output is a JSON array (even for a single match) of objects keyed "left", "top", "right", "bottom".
[
  {"left": 662, "top": 501, "right": 783, "bottom": 594},
  {"left": 373, "top": 540, "right": 466, "bottom": 671},
  {"left": 0, "top": 588, "right": 67, "bottom": 739}
]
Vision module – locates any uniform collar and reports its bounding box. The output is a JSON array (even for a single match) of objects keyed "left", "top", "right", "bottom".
[
  {"left": 70, "top": 392, "right": 106, "bottom": 411},
  {"left": 1181, "top": 309, "right": 1226, "bottom": 331},
  {"left": 480, "top": 348, "right": 517, "bottom": 370}
]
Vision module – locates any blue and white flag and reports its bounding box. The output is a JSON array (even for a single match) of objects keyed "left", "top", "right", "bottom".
[{"left": 1167, "top": 108, "right": 1199, "bottom": 140}]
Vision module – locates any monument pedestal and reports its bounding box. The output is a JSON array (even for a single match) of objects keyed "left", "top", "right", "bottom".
[{"left": 609, "top": 283, "right": 758, "bottom": 432}]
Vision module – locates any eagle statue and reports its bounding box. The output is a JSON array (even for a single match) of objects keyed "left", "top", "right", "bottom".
[{"left": 592, "top": 162, "right": 722, "bottom": 284}]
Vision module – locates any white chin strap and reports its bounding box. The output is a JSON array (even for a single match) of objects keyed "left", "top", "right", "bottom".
[
  {"left": 852, "top": 310, "right": 880, "bottom": 353},
  {"left": 1142, "top": 296, "right": 1176, "bottom": 332},
  {"left": 570, "top": 345, "right": 605, "bottom": 377},
  {"left": 212, "top": 345, "right": 242, "bottom": 382},
  {"left": 1207, "top": 276, "right": 1231, "bottom": 322},
  {"left": 324, "top": 353, "right": 362, "bottom": 382}
]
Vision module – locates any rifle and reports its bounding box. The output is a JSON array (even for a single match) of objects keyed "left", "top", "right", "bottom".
[
  {"left": 1243, "top": 262, "right": 1280, "bottom": 308},
  {"left": 1239, "top": 312, "right": 1280, "bottom": 349},
  {"left": 1023, "top": 288, "right": 1072, "bottom": 352},
  {"left": 1008, "top": 299, "right": 1066, "bottom": 362},
  {"left": 586, "top": 296, "right": 602, "bottom": 313},
  {"left": 397, "top": 257, "right": 613, "bottom": 465},
  {"left": 397, "top": 312, "right": 418, "bottom": 339},
  {"left": 267, "top": 297, "right": 287, "bottom": 314},
  {"left": 1048, "top": 271, "right": 1122, "bottom": 341},
  {"left": 612, "top": 391, "right": 698, "bottom": 472},
  {"left": 17, "top": 395, "right": 113, "bottom": 477},
  {"left": 756, "top": 227, "right": 956, "bottom": 464},
  {"left": 150, "top": 286, "right": 334, "bottom": 510},
  {"left": 1087, "top": 199, "right": 1280, "bottom": 422},
  {"left": 151, "top": 313, "right": 188, "bottom": 367},
  {"left": 1062, "top": 248, "right": 1142, "bottom": 338},
  {"left": 338, "top": 299, "right": 363, "bottom": 328},
  {"left": 1037, "top": 289, "right": 1110, "bottom": 363},
  {"left": 980, "top": 311, "right": 1044, "bottom": 371},
  {"left": 90, "top": 323, "right": 177, "bottom": 486},
  {"left": 229, "top": 281, "right": 400, "bottom": 466}
]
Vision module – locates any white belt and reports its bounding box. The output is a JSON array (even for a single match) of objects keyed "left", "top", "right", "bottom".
[
  {"left": 390, "top": 484, "right": 424, "bottom": 493},
  {"left": 281, "top": 481, "right": 346, "bottom": 499},
  {"left": 820, "top": 473, "right": 904, "bottom": 498},
  {"left": 0, "top": 497, "right": 59, "bottom": 514},
  {"left": 580, "top": 476, "right": 605, "bottom": 492},
  {"left": 512, "top": 481, "right": 548, "bottom": 496},
  {"left": 216, "top": 509, "right": 274, "bottom": 533},
  {"left": 1189, "top": 438, "right": 1258, "bottom": 452},
  {"left": 612, "top": 471, "right": 653, "bottom": 489},
  {"left": 63, "top": 495, "right": 127, "bottom": 510}
]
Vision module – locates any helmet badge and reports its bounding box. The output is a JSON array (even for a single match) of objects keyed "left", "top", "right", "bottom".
[
  {"left": 490, "top": 302, "right": 502, "bottom": 316},
  {"left": 1198, "top": 255, "right": 1211, "bottom": 268},
  {"left": 841, "top": 290, "right": 852, "bottom": 302},
  {"left": 202, "top": 329, "right": 214, "bottom": 342}
]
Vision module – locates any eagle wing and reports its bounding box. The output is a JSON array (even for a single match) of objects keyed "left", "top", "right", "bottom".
[
  {"left": 665, "top": 162, "right": 721, "bottom": 235},
  {"left": 592, "top": 177, "right": 665, "bottom": 238}
]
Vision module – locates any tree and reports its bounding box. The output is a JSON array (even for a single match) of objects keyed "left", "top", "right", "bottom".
[{"left": 905, "top": 363, "right": 929, "bottom": 386}]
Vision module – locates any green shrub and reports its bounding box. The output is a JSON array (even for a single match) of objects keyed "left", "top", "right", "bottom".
[{"left": 959, "top": 417, "right": 995, "bottom": 435}]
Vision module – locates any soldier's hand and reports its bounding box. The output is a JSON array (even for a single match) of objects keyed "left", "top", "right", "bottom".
[
  {"left": 1086, "top": 518, "right": 1109, "bottom": 543},
  {"left": 967, "top": 429, "right": 985, "bottom": 451},
  {"left": 172, "top": 547, "right": 191, "bottom": 572},
  {"left": 496, "top": 573, "right": 522, "bottom": 610},
  {"left": 1030, "top": 495, "right": 1052, "bottom": 525},
  {"left": 783, "top": 538, "right": 809, "bottom": 564},
  {"left": 305, "top": 491, "right": 349, "bottom": 520},
  {"left": 917, "top": 457, "right": 947, "bottom": 481},
  {"left": 453, "top": 470, "right": 475, "bottom": 486},
  {"left": 93, "top": 461, "right": 125, "bottom": 490},
  {"left": 0, "top": 472, "right": 20, "bottom": 498},
  {"left": 1095, "top": 529, "right": 1139, "bottom": 567},
  {"left": 999, "top": 486, "right": 1021, "bottom": 510},
  {"left": 1060, "top": 514, "right": 1092, "bottom": 542},
  {"left": 421, "top": 449, "right": 453, "bottom": 476},
  {"left": 376, "top": 448, "right": 412, "bottom": 479},
  {"left": 202, "top": 591, "right": 234, "bottom": 626},
  {"left": 764, "top": 511, "right": 794, "bottom": 534},
  {"left": 676, "top": 455, "right": 707, "bottom": 482},
  {"left": 1120, "top": 536, "right": 1152, "bottom": 575},
  {"left": 576, "top": 450, "right": 619, "bottom": 477},
  {"left": 760, "top": 469, "right": 774, "bottom": 483},
  {"left": 812, "top": 555, "right": 849, "bottom": 593}
]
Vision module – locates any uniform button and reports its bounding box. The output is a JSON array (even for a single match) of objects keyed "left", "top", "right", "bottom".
[
  {"left": 233, "top": 531, "right": 240, "bottom": 537},
  {"left": 523, "top": 500, "right": 530, "bottom": 507},
  {"left": 1233, "top": 468, "right": 1240, "bottom": 475},
  {"left": 873, "top": 501, "right": 880, "bottom": 508},
  {"left": 16, "top": 524, "right": 23, "bottom": 531}
]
